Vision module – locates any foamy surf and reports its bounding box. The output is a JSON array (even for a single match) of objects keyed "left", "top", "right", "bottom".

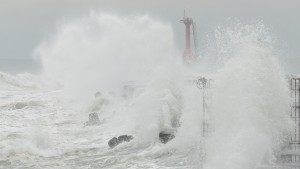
[{"left": 0, "top": 13, "right": 295, "bottom": 169}]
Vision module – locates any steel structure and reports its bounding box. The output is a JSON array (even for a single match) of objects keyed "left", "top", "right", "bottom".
[
  {"left": 194, "top": 77, "right": 211, "bottom": 137},
  {"left": 290, "top": 76, "right": 300, "bottom": 146},
  {"left": 280, "top": 75, "right": 300, "bottom": 166},
  {"left": 285, "top": 76, "right": 300, "bottom": 163}
]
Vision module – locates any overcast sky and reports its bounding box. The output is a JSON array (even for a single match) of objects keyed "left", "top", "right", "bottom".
[{"left": 0, "top": 0, "right": 299, "bottom": 73}]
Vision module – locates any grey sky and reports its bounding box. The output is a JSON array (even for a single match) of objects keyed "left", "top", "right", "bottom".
[{"left": 0, "top": 0, "right": 299, "bottom": 73}]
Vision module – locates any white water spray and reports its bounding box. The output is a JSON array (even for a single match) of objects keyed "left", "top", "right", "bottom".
[
  {"left": 34, "top": 12, "right": 185, "bottom": 145},
  {"left": 35, "top": 12, "right": 181, "bottom": 103},
  {"left": 202, "top": 21, "right": 293, "bottom": 169},
  {"left": 0, "top": 13, "right": 294, "bottom": 169}
]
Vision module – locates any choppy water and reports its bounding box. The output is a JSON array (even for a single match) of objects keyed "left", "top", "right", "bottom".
[
  {"left": 0, "top": 13, "right": 297, "bottom": 169},
  {"left": 0, "top": 72, "right": 196, "bottom": 169}
]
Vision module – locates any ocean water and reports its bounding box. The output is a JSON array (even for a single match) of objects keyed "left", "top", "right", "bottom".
[{"left": 0, "top": 13, "right": 296, "bottom": 169}]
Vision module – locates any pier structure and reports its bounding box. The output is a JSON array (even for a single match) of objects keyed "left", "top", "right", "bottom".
[{"left": 281, "top": 75, "right": 300, "bottom": 165}]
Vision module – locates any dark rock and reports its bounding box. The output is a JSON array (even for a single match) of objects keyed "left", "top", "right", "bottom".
[
  {"left": 108, "top": 135, "right": 133, "bottom": 148},
  {"left": 108, "top": 137, "right": 119, "bottom": 148},
  {"left": 118, "top": 135, "right": 133, "bottom": 142},
  {"left": 159, "top": 130, "right": 175, "bottom": 144}
]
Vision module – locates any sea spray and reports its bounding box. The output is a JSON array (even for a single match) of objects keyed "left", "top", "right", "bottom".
[
  {"left": 31, "top": 13, "right": 294, "bottom": 168},
  {"left": 34, "top": 12, "right": 185, "bottom": 144},
  {"left": 203, "top": 21, "right": 293, "bottom": 169},
  {"left": 34, "top": 12, "right": 181, "bottom": 104}
]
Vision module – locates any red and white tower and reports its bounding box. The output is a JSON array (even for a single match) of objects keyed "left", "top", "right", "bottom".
[{"left": 180, "top": 12, "right": 193, "bottom": 62}]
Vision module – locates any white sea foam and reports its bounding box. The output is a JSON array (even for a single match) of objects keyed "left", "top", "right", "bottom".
[{"left": 0, "top": 13, "right": 294, "bottom": 169}]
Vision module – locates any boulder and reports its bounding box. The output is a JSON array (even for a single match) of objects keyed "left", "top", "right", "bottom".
[
  {"left": 159, "top": 129, "right": 176, "bottom": 144},
  {"left": 108, "top": 135, "right": 133, "bottom": 148},
  {"left": 108, "top": 137, "right": 119, "bottom": 148},
  {"left": 118, "top": 135, "right": 133, "bottom": 142}
]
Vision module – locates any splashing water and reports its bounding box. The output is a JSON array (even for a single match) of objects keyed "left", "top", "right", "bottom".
[
  {"left": 35, "top": 12, "right": 181, "bottom": 102},
  {"left": 203, "top": 21, "right": 293, "bottom": 169},
  {"left": 0, "top": 13, "right": 294, "bottom": 169}
]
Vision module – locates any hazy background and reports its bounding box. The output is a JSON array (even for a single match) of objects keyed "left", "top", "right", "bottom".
[{"left": 0, "top": 0, "right": 299, "bottom": 74}]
